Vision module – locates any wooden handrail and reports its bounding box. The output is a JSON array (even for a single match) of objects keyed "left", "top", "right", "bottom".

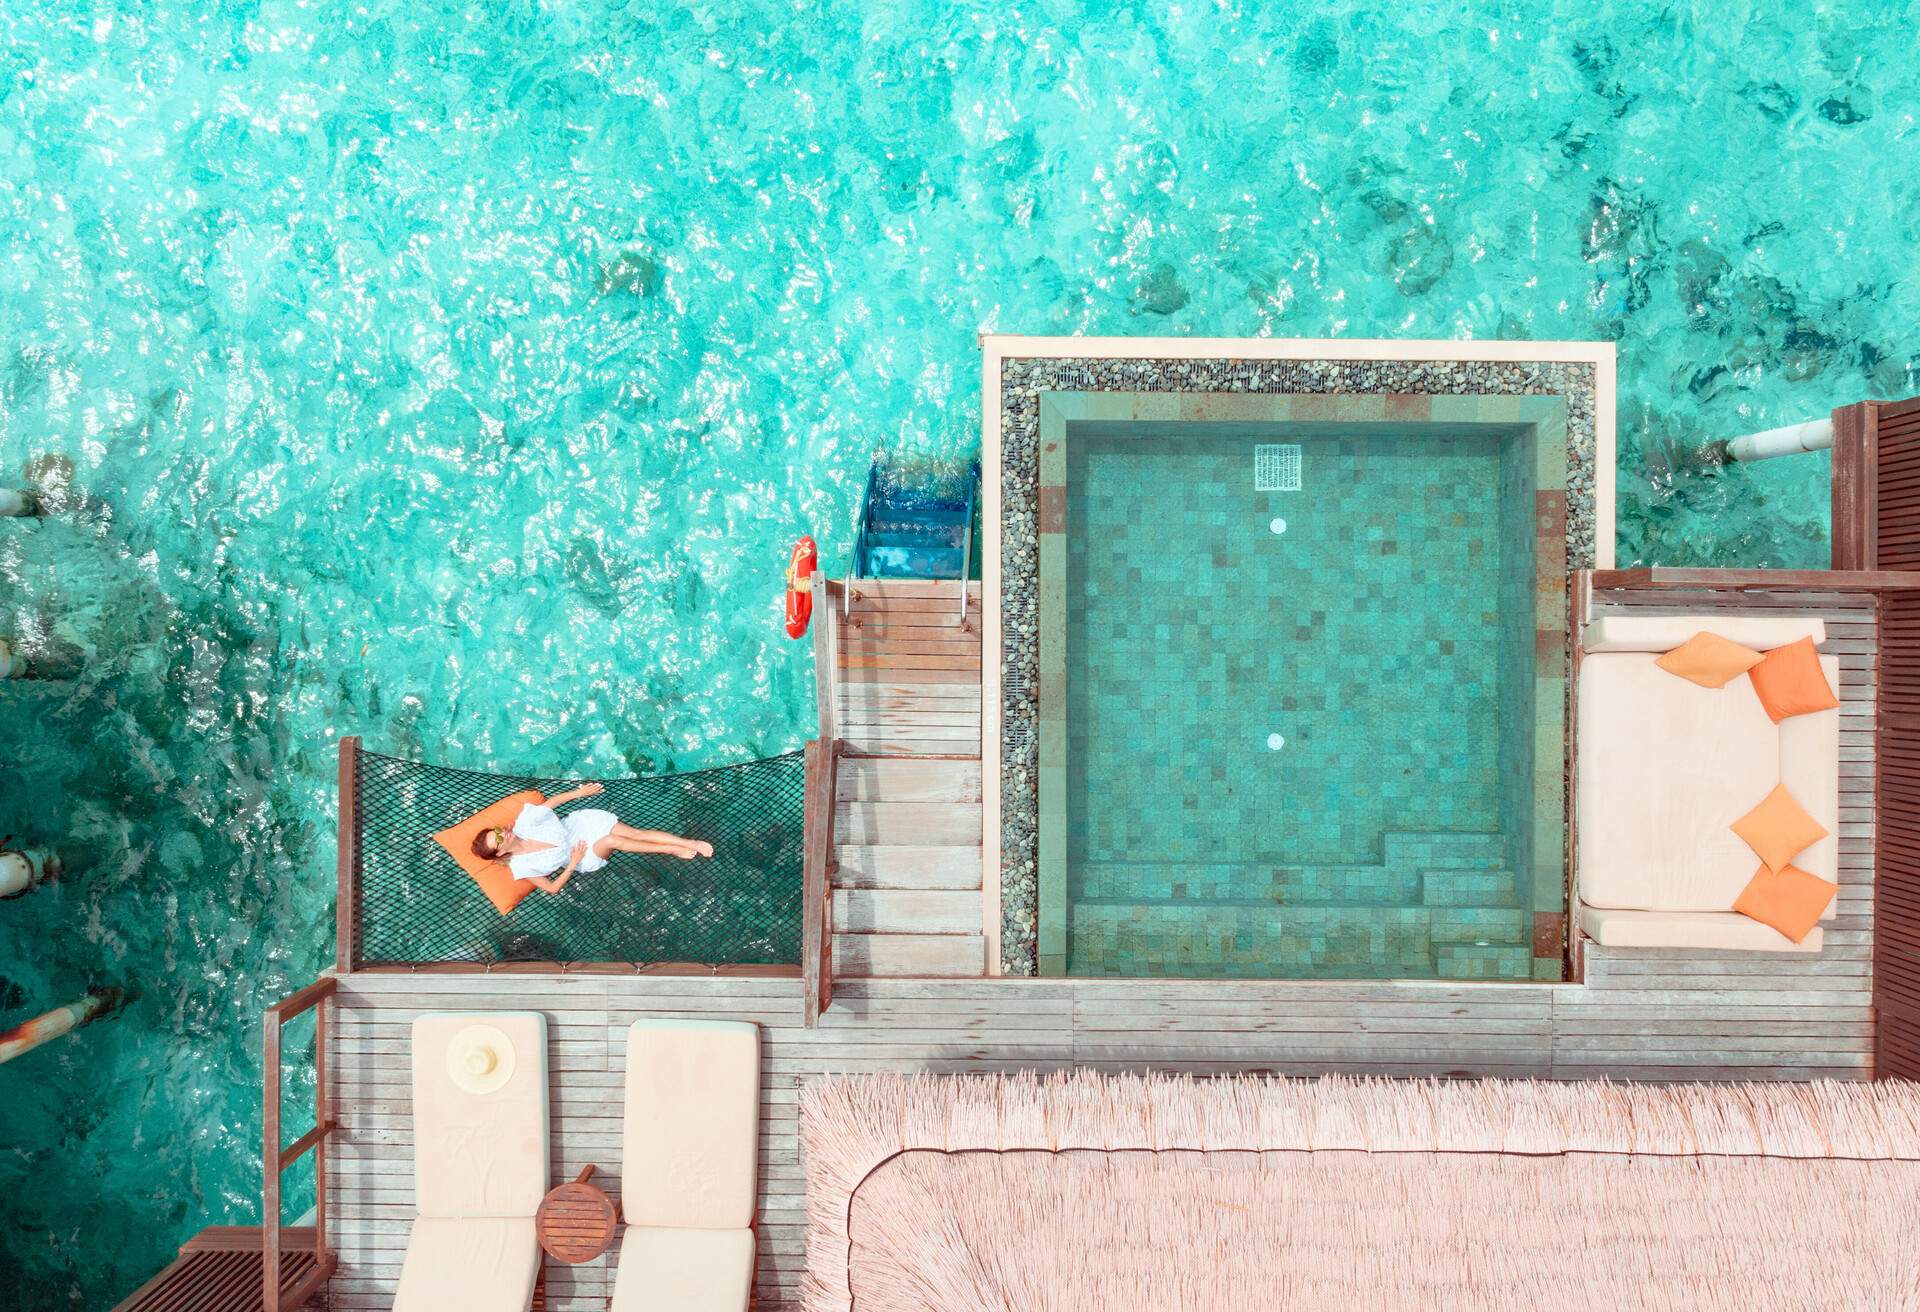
[
  {"left": 801, "top": 739, "right": 838, "bottom": 1027},
  {"left": 264, "top": 977, "right": 337, "bottom": 1312},
  {"left": 266, "top": 976, "right": 337, "bottom": 1021},
  {"left": 1588, "top": 567, "right": 1920, "bottom": 592}
]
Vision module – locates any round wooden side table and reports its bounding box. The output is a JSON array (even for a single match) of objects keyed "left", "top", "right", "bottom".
[{"left": 536, "top": 1165, "right": 621, "bottom": 1264}]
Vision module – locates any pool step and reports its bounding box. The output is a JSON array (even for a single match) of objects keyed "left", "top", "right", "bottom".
[
  {"left": 1384, "top": 831, "right": 1506, "bottom": 869},
  {"left": 1421, "top": 868, "right": 1523, "bottom": 908},
  {"left": 1431, "top": 941, "right": 1535, "bottom": 981},
  {"left": 1429, "top": 906, "right": 1531, "bottom": 945},
  {"left": 1067, "top": 902, "right": 1436, "bottom": 978},
  {"left": 1075, "top": 863, "right": 1421, "bottom": 907}
]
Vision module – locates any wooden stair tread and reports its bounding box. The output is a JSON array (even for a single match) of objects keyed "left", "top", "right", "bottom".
[
  {"left": 832, "top": 888, "right": 980, "bottom": 935},
  {"left": 835, "top": 801, "right": 982, "bottom": 846},
  {"left": 832, "top": 932, "right": 986, "bottom": 978},
  {"left": 837, "top": 758, "right": 983, "bottom": 803},
  {"left": 833, "top": 845, "right": 983, "bottom": 890}
]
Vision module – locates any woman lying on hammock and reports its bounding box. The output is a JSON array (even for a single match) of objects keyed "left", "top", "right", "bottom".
[{"left": 471, "top": 782, "right": 714, "bottom": 895}]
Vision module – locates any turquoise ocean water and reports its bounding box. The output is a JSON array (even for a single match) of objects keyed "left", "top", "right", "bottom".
[{"left": 1, "top": 2, "right": 1916, "bottom": 1305}]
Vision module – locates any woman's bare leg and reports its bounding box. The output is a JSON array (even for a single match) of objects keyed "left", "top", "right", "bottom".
[
  {"left": 610, "top": 823, "right": 713, "bottom": 858},
  {"left": 594, "top": 832, "right": 712, "bottom": 861}
]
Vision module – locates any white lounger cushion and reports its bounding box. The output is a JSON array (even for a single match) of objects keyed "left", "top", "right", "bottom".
[
  {"left": 1581, "top": 906, "right": 1824, "bottom": 953},
  {"left": 621, "top": 1018, "right": 760, "bottom": 1230},
  {"left": 609, "top": 1226, "right": 754, "bottom": 1312},
  {"left": 410, "top": 1012, "right": 550, "bottom": 1218},
  {"left": 1579, "top": 651, "right": 1842, "bottom": 916},
  {"left": 1577, "top": 653, "right": 1780, "bottom": 911},
  {"left": 395, "top": 1218, "right": 541, "bottom": 1312},
  {"left": 1581, "top": 614, "right": 1825, "bottom": 653}
]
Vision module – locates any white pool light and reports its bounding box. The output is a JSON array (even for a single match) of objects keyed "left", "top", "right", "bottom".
[
  {"left": 1269, "top": 517, "right": 1287, "bottom": 535},
  {"left": 1267, "top": 732, "right": 1285, "bottom": 751}
]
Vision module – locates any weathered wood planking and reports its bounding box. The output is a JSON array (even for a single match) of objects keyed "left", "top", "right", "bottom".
[
  {"left": 327, "top": 929, "right": 1880, "bottom": 1311},
  {"left": 322, "top": 582, "right": 1882, "bottom": 1307},
  {"left": 1575, "top": 585, "right": 1878, "bottom": 1078},
  {"left": 823, "top": 578, "right": 987, "bottom": 975}
]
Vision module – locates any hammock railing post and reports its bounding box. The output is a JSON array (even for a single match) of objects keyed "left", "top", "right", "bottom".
[
  {"left": 802, "top": 739, "right": 837, "bottom": 1027},
  {"left": 336, "top": 737, "right": 360, "bottom": 972}
]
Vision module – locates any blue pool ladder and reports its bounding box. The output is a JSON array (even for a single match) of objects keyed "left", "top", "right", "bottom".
[{"left": 851, "top": 454, "right": 978, "bottom": 628}]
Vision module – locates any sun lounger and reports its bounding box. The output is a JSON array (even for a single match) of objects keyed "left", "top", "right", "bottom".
[
  {"left": 393, "top": 1012, "right": 548, "bottom": 1311},
  {"left": 610, "top": 1019, "right": 760, "bottom": 1312}
]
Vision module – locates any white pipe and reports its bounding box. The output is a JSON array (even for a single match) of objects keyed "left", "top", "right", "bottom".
[
  {"left": 1724, "top": 418, "right": 1833, "bottom": 462},
  {"left": 0, "top": 640, "right": 25, "bottom": 679},
  {"left": 0, "top": 847, "right": 62, "bottom": 898},
  {"left": 0, "top": 988, "right": 126, "bottom": 1064},
  {"left": 0, "top": 488, "right": 35, "bottom": 517}
]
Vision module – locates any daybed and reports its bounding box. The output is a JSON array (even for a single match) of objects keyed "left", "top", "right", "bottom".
[{"left": 1576, "top": 614, "right": 1839, "bottom": 951}]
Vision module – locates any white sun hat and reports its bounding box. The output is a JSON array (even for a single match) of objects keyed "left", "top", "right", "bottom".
[{"left": 446, "top": 1022, "right": 517, "bottom": 1095}]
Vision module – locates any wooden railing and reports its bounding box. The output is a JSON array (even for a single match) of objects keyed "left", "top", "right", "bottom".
[
  {"left": 803, "top": 578, "right": 845, "bottom": 1026},
  {"left": 801, "top": 739, "right": 838, "bottom": 1027},
  {"left": 263, "top": 977, "right": 338, "bottom": 1312},
  {"left": 1831, "top": 394, "right": 1920, "bottom": 1080}
]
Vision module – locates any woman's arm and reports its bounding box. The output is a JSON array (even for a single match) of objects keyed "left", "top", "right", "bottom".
[
  {"left": 542, "top": 781, "right": 605, "bottom": 808},
  {"left": 530, "top": 842, "right": 588, "bottom": 895}
]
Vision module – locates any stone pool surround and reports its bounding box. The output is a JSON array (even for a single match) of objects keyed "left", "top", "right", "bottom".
[{"left": 982, "top": 338, "right": 1613, "bottom": 978}]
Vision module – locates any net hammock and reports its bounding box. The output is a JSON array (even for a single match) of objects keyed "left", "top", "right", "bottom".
[{"left": 350, "top": 746, "right": 804, "bottom": 966}]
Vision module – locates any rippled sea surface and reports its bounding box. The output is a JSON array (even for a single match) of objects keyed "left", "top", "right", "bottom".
[{"left": 2, "top": 2, "right": 1917, "bottom": 1304}]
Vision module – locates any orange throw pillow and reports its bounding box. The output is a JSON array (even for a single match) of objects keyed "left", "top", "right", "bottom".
[
  {"left": 1733, "top": 863, "right": 1838, "bottom": 943},
  {"left": 431, "top": 790, "right": 546, "bottom": 916},
  {"left": 1653, "top": 632, "right": 1764, "bottom": 689},
  {"left": 1747, "top": 636, "right": 1839, "bottom": 723},
  {"left": 1730, "top": 783, "right": 1829, "bottom": 874}
]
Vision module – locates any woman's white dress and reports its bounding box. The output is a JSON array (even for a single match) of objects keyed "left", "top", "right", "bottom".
[{"left": 507, "top": 802, "right": 619, "bottom": 881}]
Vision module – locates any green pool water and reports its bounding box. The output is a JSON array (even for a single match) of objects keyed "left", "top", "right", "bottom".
[
  {"left": 1064, "top": 425, "right": 1552, "bottom": 980},
  {"left": 1, "top": 1, "right": 1913, "bottom": 1307}
]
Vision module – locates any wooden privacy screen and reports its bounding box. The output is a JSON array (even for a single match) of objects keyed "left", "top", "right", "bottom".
[
  {"left": 1832, "top": 396, "right": 1920, "bottom": 571},
  {"left": 1833, "top": 396, "right": 1920, "bottom": 1079},
  {"left": 1875, "top": 588, "right": 1920, "bottom": 1077}
]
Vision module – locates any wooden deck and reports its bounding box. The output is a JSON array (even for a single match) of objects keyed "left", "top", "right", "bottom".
[
  {"left": 829, "top": 579, "right": 985, "bottom": 978},
  {"left": 327, "top": 945, "right": 1874, "bottom": 1312},
  {"left": 321, "top": 579, "right": 1881, "bottom": 1308}
]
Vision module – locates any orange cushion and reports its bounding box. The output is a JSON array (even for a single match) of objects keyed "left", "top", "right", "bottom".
[
  {"left": 1733, "top": 863, "right": 1839, "bottom": 943},
  {"left": 431, "top": 790, "right": 546, "bottom": 916},
  {"left": 1653, "top": 632, "right": 1763, "bottom": 689},
  {"left": 1747, "top": 636, "right": 1839, "bottom": 722},
  {"left": 1729, "top": 783, "right": 1829, "bottom": 875}
]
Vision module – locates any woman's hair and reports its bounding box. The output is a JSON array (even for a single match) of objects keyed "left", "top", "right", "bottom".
[{"left": 471, "top": 828, "right": 503, "bottom": 861}]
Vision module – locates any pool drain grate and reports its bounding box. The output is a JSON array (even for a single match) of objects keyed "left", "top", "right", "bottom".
[{"left": 1254, "top": 444, "right": 1302, "bottom": 492}]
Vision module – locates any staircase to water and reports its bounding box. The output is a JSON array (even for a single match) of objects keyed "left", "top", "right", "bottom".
[{"left": 855, "top": 456, "right": 978, "bottom": 582}]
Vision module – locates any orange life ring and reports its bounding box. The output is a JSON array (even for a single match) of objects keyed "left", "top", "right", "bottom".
[{"left": 784, "top": 536, "right": 818, "bottom": 638}]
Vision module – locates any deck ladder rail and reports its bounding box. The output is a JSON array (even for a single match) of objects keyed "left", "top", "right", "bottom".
[
  {"left": 801, "top": 738, "right": 838, "bottom": 1027},
  {"left": 802, "top": 577, "right": 845, "bottom": 1025},
  {"left": 955, "top": 471, "right": 976, "bottom": 628},
  {"left": 263, "top": 976, "right": 339, "bottom": 1311}
]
